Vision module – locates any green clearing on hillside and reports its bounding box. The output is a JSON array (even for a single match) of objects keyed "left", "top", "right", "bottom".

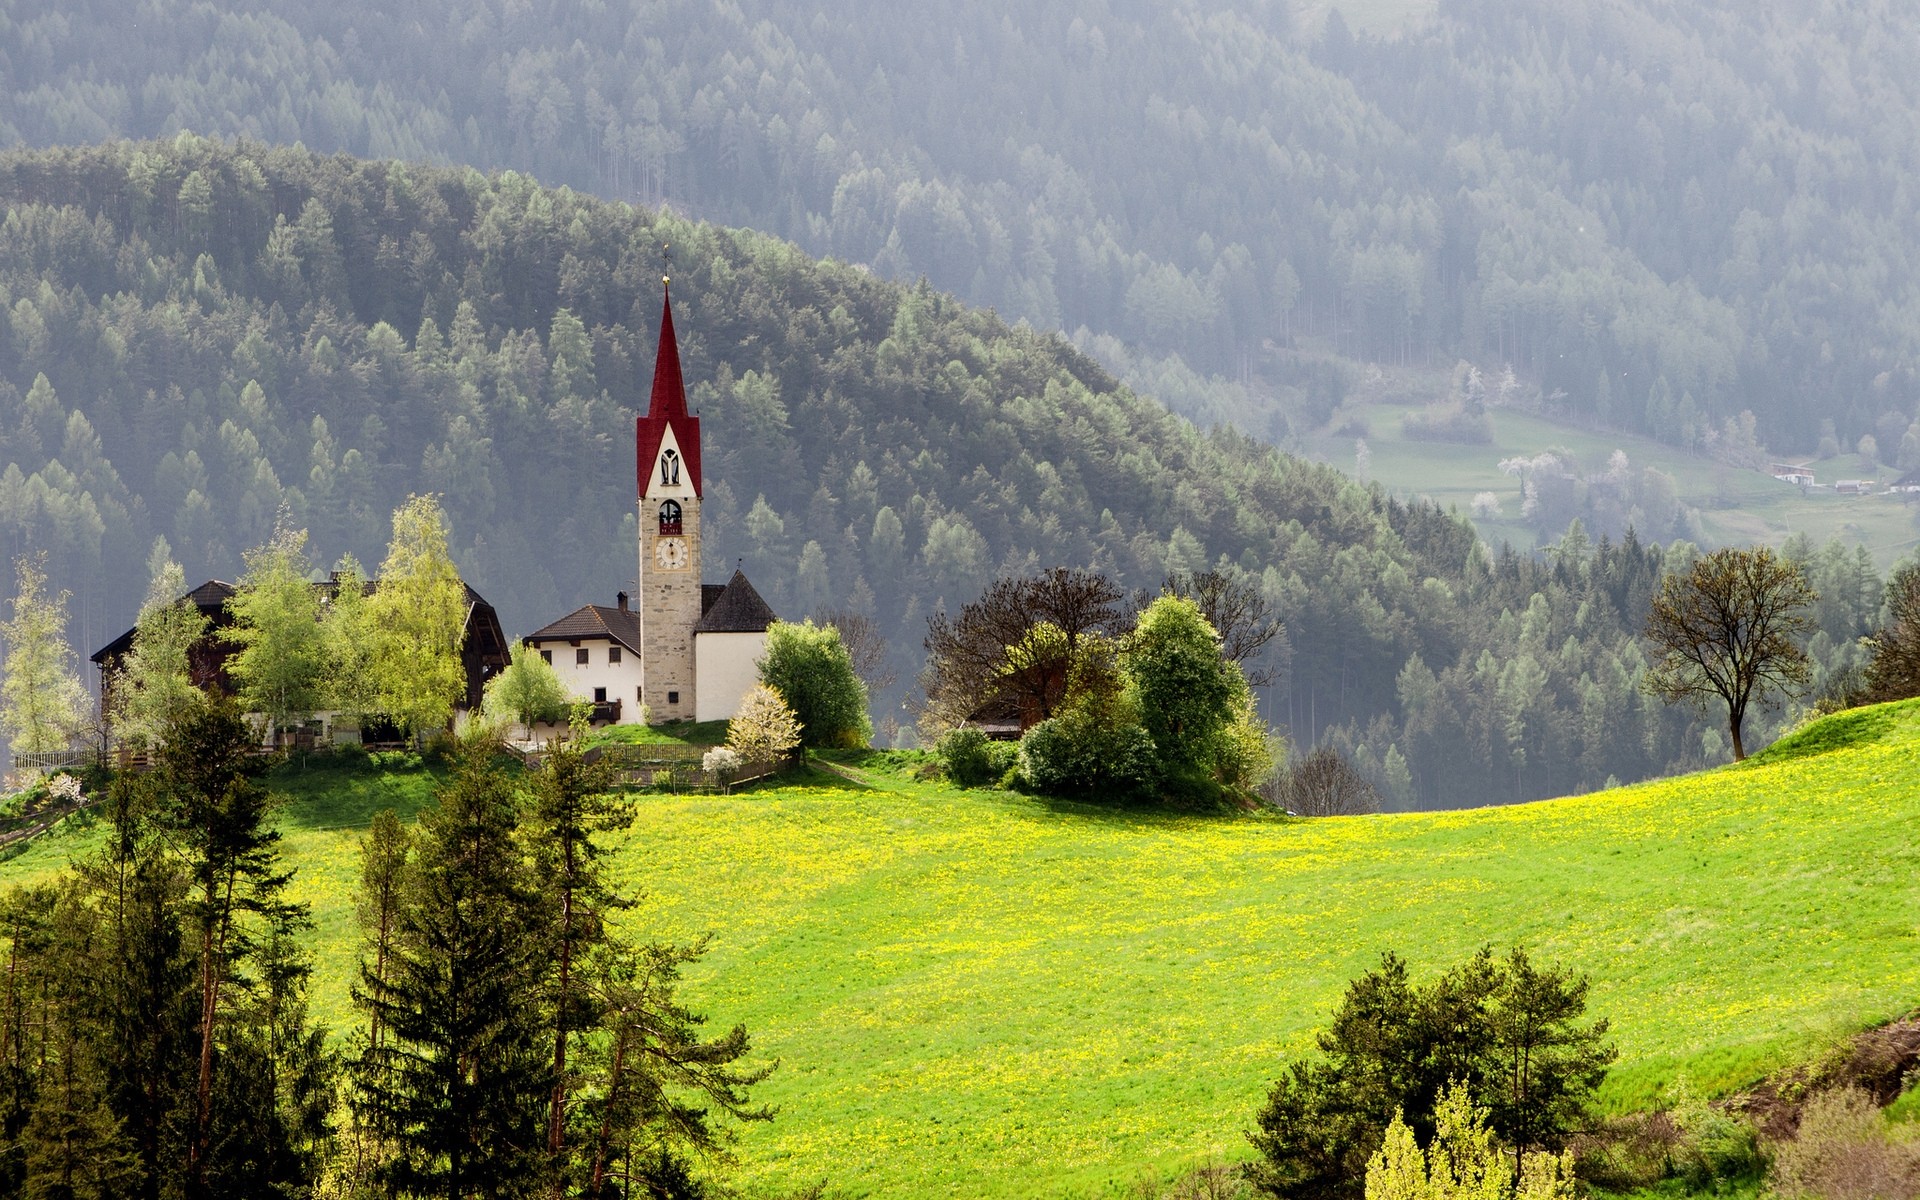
[
  {"left": 6, "top": 704, "right": 1920, "bottom": 1195},
  {"left": 1306, "top": 395, "right": 1920, "bottom": 568}
]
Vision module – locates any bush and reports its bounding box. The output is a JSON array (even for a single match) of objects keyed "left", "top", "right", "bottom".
[
  {"left": 1016, "top": 710, "right": 1158, "bottom": 800},
  {"left": 1402, "top": 405, "right": 1494, "bottom": 444},
  {"left": 937, "top": 727, "right": 998, "bottom": 787},
  {"left": 1279, "top": 747, "right": 1381, "bottom": 816},
  {"left": 1771, "top": 1087, "right": 1920, "bottom": 1200}
]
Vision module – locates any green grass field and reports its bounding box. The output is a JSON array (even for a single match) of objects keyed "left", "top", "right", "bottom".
[
  {"left": 1307, "top": 396, "right": 1920, "bottom": 569},
  {"left": 7, "top": 704, "right": 1920, "bottom": 1195}
]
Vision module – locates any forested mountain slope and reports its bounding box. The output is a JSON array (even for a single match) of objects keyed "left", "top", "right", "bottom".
[
  {"left": 0, "top": 137, "right": 1781, "bottom": 805},
  {"left": 1, "top": 0, "right": 1916, "bottom": 455}
]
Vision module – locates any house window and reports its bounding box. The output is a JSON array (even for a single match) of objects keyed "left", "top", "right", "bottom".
[
  {"left": 539, "top": 649, "right": 551, "bottom": 664},
  {"left": 593, "top": 687, "right": 607, "bottom": 703},
  {"left": 660, "top": 449, "right": 681, "bottom": 486},
  {"left": 609, "top": 645, "right": 622, "bottom": 664},
  {"left": 576, "top": 648, "right": 590, "bottom": 665},
  {"left": 658, "top": 499, "right": 682, "bottom": 535},
  {"left": 667, "top": 690, "right": 680, "bottom": 705}
]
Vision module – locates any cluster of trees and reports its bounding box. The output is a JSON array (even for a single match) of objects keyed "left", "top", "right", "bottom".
[
  {"left": 0, "top": 705, "right": 774, "bottom": 1198},
  {"left": 1245, "top": 948, "right": 1613, "bottom": 1200},
  {"left": 926, "top": 569, "right": 1271, "bottom": 806},
  {"left": 0, "top": 492, "right": 479, "bottom": 764},
  {"left": 4, "top": 1, "right": 1919, "bottom": 453}
]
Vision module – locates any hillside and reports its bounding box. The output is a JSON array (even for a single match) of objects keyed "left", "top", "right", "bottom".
[
  {"left": 4, "top": 0, "right": 1919, "bottom": 465},
  {"left": 9, "top": 701, "right": 1920, "bottom": 1194},
  {"left": 0, "top": 136, "right": 1783, "bottom": 806}
]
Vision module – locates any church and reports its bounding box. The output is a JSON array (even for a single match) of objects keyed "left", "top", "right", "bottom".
[{"left": 524, "top": 289, "right": 778, "bottom": 725}]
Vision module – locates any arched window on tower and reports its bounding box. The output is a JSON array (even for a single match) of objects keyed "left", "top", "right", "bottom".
[
  {"left": 660, "top": 449, "right": 681, "bottom": 486},
  {"left": 659, "top": 499, "right": 682, "bottom": 535}
]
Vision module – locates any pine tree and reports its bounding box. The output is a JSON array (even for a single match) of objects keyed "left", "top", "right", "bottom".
[
  {"left": 153, "top": 700, "right": 298, "bottom": 1191},
  {"left": 525, "top": 720, "right": 625, "bottom": 1193},
  {"left": 352, "top": 738, "right": 549, "bottom": 1199}
]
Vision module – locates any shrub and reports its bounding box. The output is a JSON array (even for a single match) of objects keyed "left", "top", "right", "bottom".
[
  {"left": 937, "top": 727, "right": 998, "bottom": 787},
  {"left": 1771, "top": 1087, "right": 1920, "bottom": 1200},
  {"left": 1016, "top": 710, "right": 1158, "bottom": 800},
  {"left": 701, "top": 746, "right": 742, "bottom": 782},
  {"left": 727, "top": 685, "right": 802, "bottom": 765},
  {"left": 1280, "top": 747, "right": 1381, "bottom": 816},
  {"left": 1402, "top": 405, "right": 1493, "bottom": 444},
  {"left": 1666, "top": 1077, "right": 1764, "bottom": 1189}
]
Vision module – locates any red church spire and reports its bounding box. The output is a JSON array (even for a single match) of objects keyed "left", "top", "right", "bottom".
[
  {"left": 647, "top": 284, "right": 689, "bottom": 420},
  {"left": 636, "top": 281, "right": 702, "bottom": 496}
]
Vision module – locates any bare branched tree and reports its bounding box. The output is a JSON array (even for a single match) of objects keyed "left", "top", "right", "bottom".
[
  {"left": 815, "top": 607, "right": 896, "bottom": 693},
  {"left": 921, "top": 568, "right": 1127, "bottom": 731},
  {"left": 1865, "top": 561, "right": 1920, "bottom": 702},
  {"left": 1643, "top": 546, "right": 1815, "bottom": 760},
  {"left": 1138, "top": 570, "right": 1286, "bottom": 688},
  {"left": 1273, "top": 746, "right": 1379, "bottom": 817}
]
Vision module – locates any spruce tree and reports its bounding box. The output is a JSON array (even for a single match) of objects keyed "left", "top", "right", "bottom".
[
  {"left": 525, "top": 721, "right": 624, "bottom": 1192},
  {"left": 152, "top": 700, "right": 299, "bottom": 1191},
  {"left": 352, "top": 738, "right": 548, "bottom": 1199}
]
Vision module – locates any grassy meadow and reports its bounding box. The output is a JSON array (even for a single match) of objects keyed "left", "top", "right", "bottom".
[
  {"left": 1303, "top": 395, "right": 1920, "bottom": 569},
  {"left": 6, "top": 703, "right": 1920, "bottom": 1195}
]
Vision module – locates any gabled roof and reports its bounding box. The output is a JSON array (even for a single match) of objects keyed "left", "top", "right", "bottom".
[
  {"left": 525, "top": 604, "right": 644, "bottom": 655},
  {"left": 635, "top": 289, "right": 702, "bottom": 496},
  {"left": 91, "top": 576, "right": 506, "bottom": 664},
  {"left": 694, "top": 570, "right": 778, "bottom": 634},
  {"left": 90, "top": 580, "right": 236, "bottom": 663}
]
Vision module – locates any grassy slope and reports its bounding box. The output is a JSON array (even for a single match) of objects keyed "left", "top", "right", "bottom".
[
  {"left": 1307, "top": 397, "right": 1920, "bottom": 568},
  {"left": 6, "top": 704, "right": 1920, "bottom": 1195}
]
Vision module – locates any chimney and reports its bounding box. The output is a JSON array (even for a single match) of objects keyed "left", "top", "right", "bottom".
[{"left": 616, "top": 591, "right": 629, "bottom": 612}]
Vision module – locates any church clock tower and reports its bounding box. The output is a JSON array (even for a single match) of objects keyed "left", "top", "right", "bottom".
[{"left": 635, "top": 285, "right": 703, "bottom": 722}]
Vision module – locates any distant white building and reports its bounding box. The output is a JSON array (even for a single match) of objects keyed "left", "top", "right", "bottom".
[
  {"left": 1835, "top": 479, "right": 1875, "bottom": 495},
  {"left": 522, "top": 288, "right": 780, "bottom": 727}
]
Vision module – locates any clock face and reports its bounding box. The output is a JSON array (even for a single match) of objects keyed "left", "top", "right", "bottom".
[{"left": 654, "top": 537, "right": 689, "bottom": 571}]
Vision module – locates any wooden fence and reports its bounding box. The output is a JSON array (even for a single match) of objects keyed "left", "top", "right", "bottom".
[{"left": 506, "top": 742, "right": 783, "bottom": 792}]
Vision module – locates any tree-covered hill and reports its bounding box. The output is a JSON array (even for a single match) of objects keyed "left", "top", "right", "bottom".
[
  {"left": 1, "top": 0, "right": 1916, "bottom": 458},
  {"left": 0, "top": 136, "right": 1796, "bottom": 804}
]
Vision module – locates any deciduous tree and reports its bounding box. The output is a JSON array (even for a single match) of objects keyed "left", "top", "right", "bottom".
[
  {"left": 1865, "top": 560, "right": 1920, "bottom": 702},
  {"left": 111, "top": 554, "right": 210, "bottom": 750},
  {"left": 1642, "top": 546, "right": 1815, "bottom": 760},
  {"left": 367, "top": 496, "right": 468, "bottom": 738},
  {"left": 223, "top": 522, "right": 324, "bottom": 741},
  {"left": 320, "top": 555, "right": 380, "bottom": 736},
  {"left": 922, "top": 568, "right": 1126, "bottom": 732},
  {"left": 759, "top": 620, "right": 870, "bottom": 748},
  {"left": 0, "top": 553, "right": 88, "bottom": 758},
  {"left": 482, "top": 642, "right": 571, "bottom": 739},
  {"left": 726, "top": 685, "right": 802, "bottom": 765}
]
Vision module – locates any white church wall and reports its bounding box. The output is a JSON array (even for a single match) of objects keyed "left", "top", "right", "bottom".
[{"left": 695, "top": 631, "right": 768, "bottom": 723}]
